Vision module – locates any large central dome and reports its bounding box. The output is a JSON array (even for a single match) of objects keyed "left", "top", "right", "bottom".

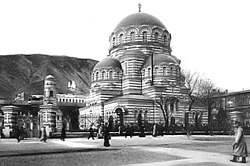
[{"left": 114, "top": 12, "right": 166, "bottom": 32}]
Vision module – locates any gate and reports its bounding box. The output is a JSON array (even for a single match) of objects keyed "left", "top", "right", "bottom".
[{"left": 79, "top": 114, "right": 99, "bottom": 130}]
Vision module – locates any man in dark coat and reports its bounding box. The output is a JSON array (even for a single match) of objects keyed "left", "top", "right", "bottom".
[
  {"left": 152, "top": 123, "right": 157, "bottom": 137},
  {"left": 40, "top": 126, "right": 47, "bottom": 142},
  {"left": 16, "top": 126, "right": 21, "bottom": 142},
  {"left": 60, "top": 125, "right": 66, "bottom": 141},
  {"left": 103, "top": 123, "right": 110, "bottom": 147},
  {"left": 231, "top": 121, "right": 248, "bottom": 163},
  {"left": 88, "top": 124, "right": 95, "bottom": 140}
]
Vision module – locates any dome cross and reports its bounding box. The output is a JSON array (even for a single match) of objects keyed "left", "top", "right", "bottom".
[{"left": 138, "top": 3, "right": 141, "bottom": 12}]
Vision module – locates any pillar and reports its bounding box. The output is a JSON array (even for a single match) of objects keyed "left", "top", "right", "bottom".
[{"left": 1, "top": 106, "right": 20, "bottom": 138}]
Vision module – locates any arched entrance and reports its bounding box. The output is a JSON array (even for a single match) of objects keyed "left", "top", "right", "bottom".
[{"left": 114, "top": 107, "right": 127, "bottom": 127}]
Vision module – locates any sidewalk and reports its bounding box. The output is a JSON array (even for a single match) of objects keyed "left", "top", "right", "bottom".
[
  {"left": 0, "top": 138, "right": 100, "bottom": 157},
  {"left": 0, "top": 136, "right": 249, "bottom": 166},
  {"left": 127, "top": 146, "right": 249, "bottom": 166}
]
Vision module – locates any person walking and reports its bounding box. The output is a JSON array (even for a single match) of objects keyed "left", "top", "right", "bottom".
[
  {"left": 125, "top": 124, "right": 130, "bottom": 138},
  {"left": 129, "top": 124, "right": 134, "bottom": 138},
  {"left": 97, "top": 124, "right": 103, "bottom": 139},
  {"left": 103, "top": 123, "right": 110, "bottom": 147},
  {"left": 231, "top": 121, "right": 248, "bottom": 163},
  {"left": 60, "top": 125, "right": 66, "bottom": 141},
  {"left": 152, "top": 123, "right": 157, "bottom": 137},
  {"left": 88, "top": 124, "right": 95, "bottom": 140},
  {"left": 16, "top": 126, "right": 21, "bottom": 142},
  {"left": 40, "top": 126, "right": 47, "bottom": 142}
]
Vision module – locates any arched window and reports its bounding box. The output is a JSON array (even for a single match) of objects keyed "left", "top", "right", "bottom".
[
  {"left": 163, "top": 35, "right": 167, "bottom": 44},
  {"left": 130, "top": 32, "right": 135, "bottom": 42},
  {"left": 119, "top": 34, "right": 123, "bottom": 44},
  {"left": 148, "top": 68, "right": 151, "bottom": 77},
  {"left": 176, "top": 67, "right": 179, "bottom": 75},
  {"left": 109, "top": 71, "right": 113, "bottom": 79},
  {"left": 49, "top": 90, "right": 53, "bottom": 97},
  {"left": 154, "top": 32, "right": 159, "bottom": 41},
  {"left": 112, "top": 37, "right": 115, "bottom": 46},
  {"left": 155, "top": 67, "right": 158, "bottom": 75},
  {"left": 163, "top": 67, "right": 166, "bottom": 76},
  {"left": 142, "top": 69, "right": 145, "bottom": 77},
  {"left": 142, "top": 31, "right": 147, "bottom": 41},
  {"left": 101, "top": 71, "right": 105, "bottom": 80},
  {"left": 96, "top": 72, "right": 99, "bottom": 81}
]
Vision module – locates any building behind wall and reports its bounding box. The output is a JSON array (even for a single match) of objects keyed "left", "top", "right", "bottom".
[{"left": 213, "top": 90, "right": 250, "bottom": 129}]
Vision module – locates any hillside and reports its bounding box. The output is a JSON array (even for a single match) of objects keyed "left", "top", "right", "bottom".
[{"left": 0, "top": 54, "right": 98, "bottom": 98}]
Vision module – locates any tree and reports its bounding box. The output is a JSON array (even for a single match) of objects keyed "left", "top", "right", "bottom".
[
  {"left": 197, "top": 78, "right": 218, "bottom": 135},
  {"left": 182, "top": 70, "right": 200, "bottom": 136},
  {"left": 155, "top": 93, "right": 178, "bottom": 134}
]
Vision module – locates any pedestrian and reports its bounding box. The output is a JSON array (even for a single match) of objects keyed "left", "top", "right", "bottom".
[
  {"left": 97, "top": 124, "right": 103, "bottom": 139},
  {"left": 88, "top": 124, "right": 95, "bottom": 140},
  {"left": 129, "top": 124, "right": 134, "bottom": 138},
  {"left": 16, "top": 126, "right": 21, "bottom": 142},
  {"left": 60, "top": 125, "right": 66, "bottom": 141},
  {"left": 158, "top": 123, "right": 164, "bottom": 136},
  {"left": 152, "top": 123, "right": 157, "bottom": 137},
  {"left": 103, "top": 123, "right": 110, "bottom": 147},
  {"left": 40, "top": 126, "right": 47, "bottom": 142},
  {"left": 231, "top": 121, "right": 248, "bottom": 163},
  {"left": 125, "top": 124, "right": 130, "bottom": 138}
]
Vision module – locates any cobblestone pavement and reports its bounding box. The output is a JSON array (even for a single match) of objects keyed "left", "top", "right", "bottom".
[{"left": 0, "top": 135, "right": 249, "bottom": 166}]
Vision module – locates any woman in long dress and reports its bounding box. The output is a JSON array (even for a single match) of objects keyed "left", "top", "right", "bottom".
[
  {"left": 103, "top": 123, "right": 110, "bottom": 147},
  {"left": 40, "top": 126, "right": 47, "bottom": 142},
  {"left": 231, "top": 121, "right": 248, "bottom": 163}
]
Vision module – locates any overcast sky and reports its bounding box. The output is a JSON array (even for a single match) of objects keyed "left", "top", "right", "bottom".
[{"left": 0, "top": 0, "right": 249, "bottom": 92}]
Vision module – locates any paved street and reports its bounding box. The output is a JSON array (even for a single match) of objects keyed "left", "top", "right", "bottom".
[{"left": 0, "top": 135, "right": 249, "bottom": 166}]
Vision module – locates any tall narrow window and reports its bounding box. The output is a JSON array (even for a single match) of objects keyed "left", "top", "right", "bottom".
[
  {"left": 130, "top": 32, "right": 135, "bottom": 42},
  {"left": 96, "top": 72, "right": 99, "bottom": 81},
  {"left": 163, "top": 35, "right": 167, "bottom": 44},
  {"left": 170, "top": 67, "right": 173, "bottom": 75},
  {"left": 109, "top": 71, "right": 113, "bottom": 79},
  {"left": 49, "top": 90, "right": 53, "bottom": 97},
  {"left": 154, "top": 32, "right": 159, "bottom": 41},
  {"left": 142, "top": 69, "right": 145, "bottom": 77},
  {"left": 142, "top": 31, "right": 147, "bottom": 41},
  {"left": 163, "top": 67, "right": 166, "bottom": 76},
  {"left": 112, "top": 37, "right": 115, "bottom": 46},
  {"left": 155, "top": 67, "right": 158, "bottom": 75},
  {"left": 101, "top": 71, "right": 105, "bottom": 80},
  {"left": 148, "top": 68, "right": 151, "bottom": 77},
  {"left": 119, "top": 34, "right": 123, "bottom": 44}
]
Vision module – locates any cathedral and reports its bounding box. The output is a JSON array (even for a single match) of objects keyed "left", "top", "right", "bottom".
[{"left": 79, "top": 7, "right": 190, "bottom": 129}]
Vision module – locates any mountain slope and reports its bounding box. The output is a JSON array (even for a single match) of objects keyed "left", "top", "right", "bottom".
[{"left": 0, "top": 54, "right": 98, "bottom": 98}]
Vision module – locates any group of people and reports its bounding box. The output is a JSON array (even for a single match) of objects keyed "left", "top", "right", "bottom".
[
  {"left": 16, "top": 121, "right": 249, "bottom": 163},
  {"left": 88, "top": 123, "right": 110, "bottom": 147}
]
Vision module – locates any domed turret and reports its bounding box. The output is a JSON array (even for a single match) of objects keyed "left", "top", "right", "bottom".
[
  {"left": 92, "top": 58, "right": 122, "bottom": 83},
  {"left": 109, "top": 12, "right": 172, "bottom": 58},
  {"left": 114, "top": 12, "right": 166, "bottom": 32},
  {"left": 43, "top": 75, "right": 57, "bottom": 106},
  {"left": 93, "top": 58, "right": 122, "bottom": 71}
]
